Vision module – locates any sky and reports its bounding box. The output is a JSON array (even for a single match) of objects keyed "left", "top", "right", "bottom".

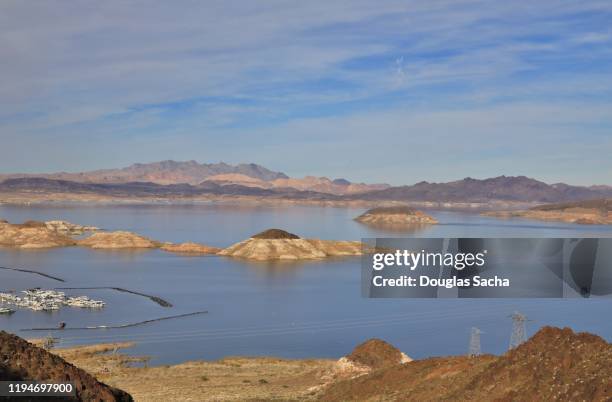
[{"left": 0, "top": 0, "right": 611, "bottom": 185}]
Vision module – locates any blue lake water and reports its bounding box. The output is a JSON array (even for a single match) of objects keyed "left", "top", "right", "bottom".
[{"left": 1, "top": 204, "right": 612, "bottom": 364}]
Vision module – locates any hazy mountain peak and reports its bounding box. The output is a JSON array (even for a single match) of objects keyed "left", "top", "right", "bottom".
[{"left": 332, "top": 178, "right": 351, "bottom": 186}]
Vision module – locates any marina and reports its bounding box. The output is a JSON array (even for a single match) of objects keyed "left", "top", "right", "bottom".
[{"left": 0, "top": 289, "right": 105, "bottom": 312}]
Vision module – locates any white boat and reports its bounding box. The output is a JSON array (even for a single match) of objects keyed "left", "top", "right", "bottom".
[{"left": 0, "top": 307, "right": 15, "bottom": 315}]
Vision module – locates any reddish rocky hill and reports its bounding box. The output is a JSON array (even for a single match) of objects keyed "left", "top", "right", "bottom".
[
  {"left": 0, "top": 331, "right": 133, "bottom": 401},
  {"left": 318, "top": 326, "right": 612, "bottom": 402}
]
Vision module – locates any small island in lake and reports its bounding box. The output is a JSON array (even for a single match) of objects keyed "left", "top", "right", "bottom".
[
  {"left": 354, "top": 206, "right": 438, "bottom": 228},
  {"left": 217, "top": 229, "right": 364, "bottom": 260}
]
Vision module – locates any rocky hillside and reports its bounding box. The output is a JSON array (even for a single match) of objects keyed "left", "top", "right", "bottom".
[
  {"left": 0, "top": 161, "right": 387, "bottom": 195},
  {"left": 2, "top": 165, "right": 611, "bottom": 203},
  {"left": 318, "top": 326, "right": 612, "bottom": 401},
  {"left": 0, "top": 177, "right": 338, "bottom": 200},
  {"left": 0, "top": 160, "right": 288, "bottom": 185},
  {"left": 355, "top": 176, "right": 612, "bottom": 203},
  {"left": 0, "top": 331, "right": 132, "bottom": 401}
]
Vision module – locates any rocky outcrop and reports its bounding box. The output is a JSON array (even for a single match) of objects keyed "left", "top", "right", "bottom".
[
  {"left": 160, "top": 242, "right": 221, "bottom": 254},
  {"left": 345, "top": 338, "right": 412, "bottom": 370},
  {"left": 355, "top": 206, "right": 438, "bottom": 227},
  {"left": 0, "top": 220, "right": 77, "bottom": 248},
  {"left": 484, "top": 198, "right": 612, "bottom": 225},
  {"left": 0, "top": 331, "right": 133, "bottom": 401},
  {"left": 218, "top": 229, "right": 364, "bottom": 260},
  {"left": 332, "top": 339, "right": 412, "bottom": 379},
  {"left": 44, "top": 220, "right": 100, "bottom": 235},
  {"left": 251, "top": 228, "right": 301, "bottom": 239},
  {"left": 78, "top": 231, "right": 160, "bottom": 249}
]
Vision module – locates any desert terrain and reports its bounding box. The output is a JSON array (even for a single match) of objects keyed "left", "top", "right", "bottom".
[{"left": 16, "top": 326, "right": 611, "bottom": 402}]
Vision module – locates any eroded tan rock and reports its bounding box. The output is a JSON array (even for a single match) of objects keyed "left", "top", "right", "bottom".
[
  {"left": 316, "top": 338, "right": 412, "bottom": 391},
  {"left": 44, "top": 220, "right": 99, "bottom": 235},
  {"left": 218, "top": 229, "right": 364, "bottom": 260},
  {"left": 78, "top": 231, "right": 159, "bottom": 249},
  {"left": 0, "top": 220, "right": 76, "bottom": 248},
  {"left": 160, "top": 242, "right": 221, "bottom": 254},
  {"left": 355, "top": 206, "right": 438, "bottom": 227}
]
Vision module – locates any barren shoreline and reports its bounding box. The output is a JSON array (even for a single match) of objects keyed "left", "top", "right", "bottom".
[{"left": 0, "top": 191, "right": 537, "bottom": 211}]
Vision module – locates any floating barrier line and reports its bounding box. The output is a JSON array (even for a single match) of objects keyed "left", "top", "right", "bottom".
[
  {"left": 20, "top": 310, "right": 208, "bottom": 331},
  {"left": 55, "top": 287, "right": 172, "bottom": 307},
  {"left": 0, "top": 266, "right": 65, "bottom": 282}
]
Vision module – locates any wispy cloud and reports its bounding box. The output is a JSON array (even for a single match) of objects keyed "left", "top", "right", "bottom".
[{"left": 0, "top": 0, "right": 611, "bottom": 184}]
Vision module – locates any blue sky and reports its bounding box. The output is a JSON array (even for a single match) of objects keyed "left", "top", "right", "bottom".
[{"left": 0, "top": 0, "right": 611, "bottom": 185}]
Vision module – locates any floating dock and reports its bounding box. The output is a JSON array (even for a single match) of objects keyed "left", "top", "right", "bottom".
[{"left": 0, "top": 289, "right": 105, "bottom": 312}]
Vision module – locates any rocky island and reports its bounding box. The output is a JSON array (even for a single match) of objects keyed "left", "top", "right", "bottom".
[
  {"left": 483, "top": 198, "right": 612, "bottom": 225},
  {"left": 0, "top": 219, "right": 219, "bottom": 255},
  {"left": 0, "top": 220, "right": 77, "bottom": 248},
  {"left": 355, "top": 206, "right": 438, "bottom": 228},
  {"left": 217, "top": 229, "right": 364, "bottom": 260},
  {"left": 78, "top": 231, "right": 160, "bottom": 249}
]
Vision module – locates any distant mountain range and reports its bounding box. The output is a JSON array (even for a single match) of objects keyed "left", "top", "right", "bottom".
[
  {"left": 352, "top": 176, "right": 612, "bottom": 203},
  {"left": 0, "top": 160, "right": 288, "bottom": 185},
  {"left": 1, "top": 160, "right": 611, "bottom": 204},
  {"left": 0, "top": 160, "right": 387, "bottom": 196}
]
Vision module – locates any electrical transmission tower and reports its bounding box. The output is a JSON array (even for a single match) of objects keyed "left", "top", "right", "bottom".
[
  {"left": 508, "top": 311, "right": 528, "bottom": 350},
  {"left": 468, "top": 327, "right": 482, "bottom": 357}
]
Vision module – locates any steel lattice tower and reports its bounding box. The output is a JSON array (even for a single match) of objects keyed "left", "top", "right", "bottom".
[
  {"left": 468, "top": 327, "right": 482, "bottom": 357},
  {"left": 508, "top": 312, "right": 528, "bottom": 350}
]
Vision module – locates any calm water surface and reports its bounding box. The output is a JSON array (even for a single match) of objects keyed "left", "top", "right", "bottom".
[{"left": 1, "top": 204, "right": 611, "bottom": 364}]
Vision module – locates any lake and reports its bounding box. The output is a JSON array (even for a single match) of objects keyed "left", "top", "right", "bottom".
[{"left": 1, "top": 203, "right": 612, "bottom": 364}]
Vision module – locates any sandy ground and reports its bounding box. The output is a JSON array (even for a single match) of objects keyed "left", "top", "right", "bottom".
[{"left": 43, "top": 342, "right": 335, "bottom": 402}]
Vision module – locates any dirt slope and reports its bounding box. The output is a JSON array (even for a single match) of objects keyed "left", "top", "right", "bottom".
[
  {"left": 319, "top": 326, "right": 612, "bottom": 402},
  {"left": 0, "top": 331, "right": 132, "bottom": 401}
]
